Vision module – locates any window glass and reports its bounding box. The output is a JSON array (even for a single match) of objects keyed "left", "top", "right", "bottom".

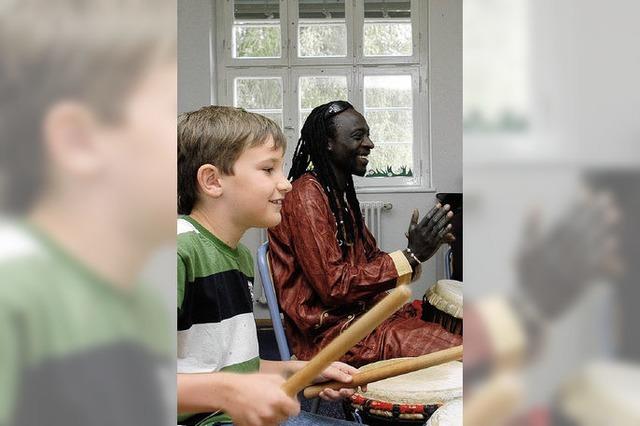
[
  {"left": 233, "top": 0, "right": 281, "bottom": 58},
  {"left": 464, "top": 0, "right": 530, "bottom": 133},
  {"left": 364, "top": 75, "right": 413, "bottom": 177},
  {"left": 299, "top": 75, "right": 348, "bottom": 127},
  {"left": 298, "top": 0, "right": 347, "bottom": 57},
  {"left": 234, "top": 77, "right": 283, "bottom": 127},
  {"left": 363, "top": 0, "right": 412, "bottom": 57}
]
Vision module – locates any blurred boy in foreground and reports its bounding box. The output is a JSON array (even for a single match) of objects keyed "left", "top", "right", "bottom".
[{"left": 0, "top": 1, "right": 176, "bottom": 424}]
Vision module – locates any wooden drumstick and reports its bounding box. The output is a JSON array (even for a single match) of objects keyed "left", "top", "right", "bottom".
[
  {"left": 302, "top": 345, "right": 463, "bottom": 399},
  {"left": 281, "top": 286, "right": 411, "bottom": 397}
]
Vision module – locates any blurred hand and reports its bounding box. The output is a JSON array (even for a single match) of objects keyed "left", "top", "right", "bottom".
[
  {"left": 312, "top": 361, "right": 364, "bottom": 401},
  {"left": 406, "top": 203, "right": 455, "bottom": 262},
  {"left": 517, "top": 191, "right": 621, "bottom": 319},
  {"left": 223, "top": 373, "right": 300, "bottom": 426},
  {"left": 464, "top": 371, "right": 523, "bottom": 426}
]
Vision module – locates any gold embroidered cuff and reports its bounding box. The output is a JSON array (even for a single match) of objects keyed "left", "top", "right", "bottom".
[{"left": 389, "top": 250, "right": 414, "bottom": 286}]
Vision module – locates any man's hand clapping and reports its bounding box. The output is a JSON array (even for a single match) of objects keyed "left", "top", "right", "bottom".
[{"left": 405, "top": 203, "right": 455, "bottom": 264}]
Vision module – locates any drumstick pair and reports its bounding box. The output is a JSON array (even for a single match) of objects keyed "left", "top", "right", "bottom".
[
  {"left": 280, "top": 286, "right": 463, "bottom": 399},
  {"left": 281, "top": 285, "right": 412, "bottom": 397}
]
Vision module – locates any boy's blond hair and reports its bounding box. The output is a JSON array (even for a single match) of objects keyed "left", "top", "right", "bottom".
[{"left": 178, "top": 106, "right": 287, "bottom": 215}]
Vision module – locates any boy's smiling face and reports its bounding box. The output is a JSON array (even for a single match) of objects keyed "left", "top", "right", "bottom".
[{"left": 221, "top": 136, "right": 292, "bottom": 229}]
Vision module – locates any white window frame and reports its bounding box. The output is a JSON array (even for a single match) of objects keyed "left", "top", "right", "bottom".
[{"left": 214, "top": 0, "right": 433, "bottom": 193}]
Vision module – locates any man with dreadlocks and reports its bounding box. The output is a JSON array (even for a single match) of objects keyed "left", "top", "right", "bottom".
[{"left": 268, "top": 101, "right": 462, "bottom": 367}]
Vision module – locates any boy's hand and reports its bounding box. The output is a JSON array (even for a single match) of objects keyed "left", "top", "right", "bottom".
[
  {"left": 223, "top": 373, "right": 300, "bottom": 426},
  {"left": 312, "top": 361, "right": 363, "bottom": 401}
]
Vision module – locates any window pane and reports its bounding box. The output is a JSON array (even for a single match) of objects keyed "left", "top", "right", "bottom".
[
  {"left": 299, "top": 76, "right": 348, "bottom": 109},
  {"left": 364, "top": 75, "right": 412, "bottom": 108},
  {"left": 365, "top": 144, "right": 413, "bottom": 177},
  {"left": 363, "top": 0, "right": 412, "bottom": 57},
  {"left": 233, "top": 0, "right": 281, "bottom": 58},
  {"left": 298, "top": 0, "right": 347, "bottom": 57},
  {"left": 364, "top": 75, "right": 413, "bottom": 177},
  {"left": 299, "top": 76, "right": 348, "bottom": 127},
  {"left": 365, "top": 109, "right": 412, "bottom": 142},
  {"left": 234, "top": 77, "right": 283, "bottom": 127},
  {"left": 464, "top": 0, "right": 530, "bottom": 133}
]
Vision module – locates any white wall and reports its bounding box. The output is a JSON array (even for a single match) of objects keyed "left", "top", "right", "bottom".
[
  {"left": 178, "top": 0, "right": 462, "bottom": 318},
  {"left": 178, "top": 0, "right": 214, "bottom": 113}
]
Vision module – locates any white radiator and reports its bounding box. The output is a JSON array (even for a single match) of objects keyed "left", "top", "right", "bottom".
[{"left": 359, "top": 201, "right": 393, "bottom": 242}]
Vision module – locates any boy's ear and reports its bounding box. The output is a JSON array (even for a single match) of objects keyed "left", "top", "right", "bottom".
[
  {"left": 43, "top": 101, "right": 103, "bottom": 177},
  {"left": 196, "top": 164, "right": 224, "bottom": 198}
]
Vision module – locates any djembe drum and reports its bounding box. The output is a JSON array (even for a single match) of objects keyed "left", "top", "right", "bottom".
[
  {"left": 343, "top": 360, "right": 462, "bottom": 425},
  {"left": 425, "top": 398, "right": 462, "bottom": 426},
  {"left": 422, "top": 280, "right": 463, "bottom": 335}
]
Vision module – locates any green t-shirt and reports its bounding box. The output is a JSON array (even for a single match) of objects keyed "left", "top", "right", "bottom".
[{"left": 0, "top": 221, "right": 171, "bottom": 426}]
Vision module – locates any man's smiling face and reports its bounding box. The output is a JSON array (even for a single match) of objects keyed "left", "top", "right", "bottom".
[{"left": 327, "top": 109, "right": 375, "bottom": 177}]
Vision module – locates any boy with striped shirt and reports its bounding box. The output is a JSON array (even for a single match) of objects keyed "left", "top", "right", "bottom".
[{"left": 177, "top": 106, "right": 359, "bottom": 426}]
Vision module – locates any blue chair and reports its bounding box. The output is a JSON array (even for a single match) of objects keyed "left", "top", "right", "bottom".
[
  {"left": 257, "top": 242, "right": 324, "bottom": 415},
  {"left": 257, "top": 241, "right": 291, "bottom": 361}
]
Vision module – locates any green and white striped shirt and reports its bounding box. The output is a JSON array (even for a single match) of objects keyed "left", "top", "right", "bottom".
[{"left": 177, "top": 216, "right": 260, "bottom": 426}]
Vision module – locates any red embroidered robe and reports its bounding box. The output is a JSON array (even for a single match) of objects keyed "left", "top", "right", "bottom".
[{"left": 268, "top": 173, "right": 462, "bottom": 367}]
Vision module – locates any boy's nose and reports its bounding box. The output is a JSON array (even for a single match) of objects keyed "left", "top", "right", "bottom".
[{"left": 278, "top": 178, "right": 292, "bottom": 193}]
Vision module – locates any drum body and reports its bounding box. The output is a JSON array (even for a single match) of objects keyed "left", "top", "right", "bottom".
[
  {"left": 422, "top": 280, "right": 463, "bottom": 335},
  {"left": 343, "top": 360, "right": 462, "bottom": 425}
]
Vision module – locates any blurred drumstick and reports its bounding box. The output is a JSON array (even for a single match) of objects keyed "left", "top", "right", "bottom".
[
  {"left": 303, "top": 345, "right": 463, "bottom": 399},
  {"left": 281, "top": 286, "right": 411, "bottom": 397}
]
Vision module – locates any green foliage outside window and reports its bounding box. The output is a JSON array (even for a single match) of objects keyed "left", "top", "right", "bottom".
[
  {"left": 363, "top": 23, "right": 412, "bottom": 56},
  {"left": 234, "top": 26, "right": 280, "bottom": 58},
  {"left": 235, "top": 78, "right": 282, "bottom": 109},
  {"left": 299, "top": 77, "right": 348, "bottom": 109},
  {"left": 299, "top": 24, "right": 346, "bottom": 57}
]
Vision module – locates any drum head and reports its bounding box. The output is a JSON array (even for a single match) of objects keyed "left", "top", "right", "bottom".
[{"left": 357, "top": 359, "right": 462, "bottom": 405}]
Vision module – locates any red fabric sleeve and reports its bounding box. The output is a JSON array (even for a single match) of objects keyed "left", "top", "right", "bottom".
[{"left": 278, "top": 177, "right": 398, "bottom": 306}]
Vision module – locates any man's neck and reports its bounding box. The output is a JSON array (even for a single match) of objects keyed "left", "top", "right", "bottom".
[
  {"left": 189, "top": 206, "right": 245, "bottom": 249},
  {"left": 29, "top": 201, "right": 151, "bottom": 290},
  {"left": 328, "top": 163, "right": 348, "bottom": 199}
]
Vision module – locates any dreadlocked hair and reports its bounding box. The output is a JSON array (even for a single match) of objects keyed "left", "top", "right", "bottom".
[{"left": 289, "top": 101, "right": 371, "bottom": 257}]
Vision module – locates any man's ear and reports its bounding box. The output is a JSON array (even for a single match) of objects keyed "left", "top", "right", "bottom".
[
  {"left": 43, "top": 101, "right": 103, "bottom": 177},
  {"left": 327, "top": 137, "right": 335, "bottom": 152},
  {"left": 197, "top": 164, "right": 224, "bottom": 198}
]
